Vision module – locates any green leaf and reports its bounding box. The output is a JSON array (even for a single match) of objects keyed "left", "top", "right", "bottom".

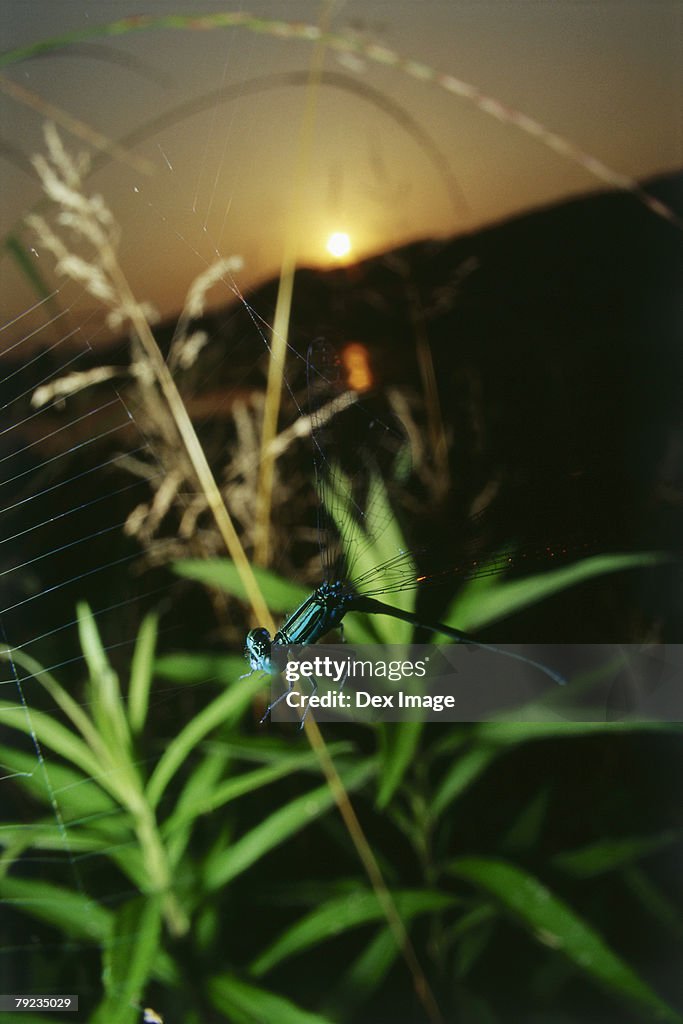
[
  {"left": 174, "top": 559, "right": 308, "bottom": 612},
  {"left": 329, "top": 472, "right": 413, "bottom": 645},
  {"left": 553, "top": 830, "right": 683, "bottom": 878},
  {"left": 0, "top": 700, "right": 103, "bottom": 784},
  {"left": 93, "top": 895, "right": 162, "bottom": 1024},
  {"left": 454, "top": 917, "right": 495, "bottom": 979},
  {"left": 212, "top": 737, "right": 355, "bottom": 766},
  {"left": 0, "top": 742, "right": 116, "bottom": 820},
  {"left": 1, "top": 648, "right": 107, "bottom": 761},
  {"left": 376, "top": 720, "right": 423, "bottom": 808},
  {"left": 208, "top": 973, "right": 333, "bottom": 1024},
  {"left": 163, "top": 745, "right": 230, "bottom": 864},
  {"left": 445, "top": 903, "right": 497, "bottom": 947},
  {"left": 128, "top": 612, "right": 158, "bottom": 735},
  {"left": 251, "top": 888, "right": 456, "bottom": 976},
  {"left": 77, "top": 603, "right": 131, "bottom": 755},
  {"left": 164, "top": 749, "right": 335, "bottom": 841},
  {"left": 0, "top": 1016, "right": 66, "bottom": 1024},
  {"left": 474, "top": 719, "right": 683, "bottom": 745},
  {"left": 0, "top": 822, "right": 112, "bottom": 876},
  {"left": 449, "top": 856, "right": 682, "bottom": 1022},
  {"left": 622, "top": 866, "right": 683, "bottom": 939},
  {"left": 77, "top": 601, "right": 113, "bottom": 682},
  {"left": 106, "top": 845, "right": 148, "bottom": 894},
  {"left": 203, "top": 761, "right": 375, "bottom": 891},
  {"left": 332, "top": 927, "right": 400, "bottom": 1011},
  {"left": 5, "top": 232, "right": 56, "bottom": 301},
  {"left": 0, "top": 876, "right": 110, "bottom": 940},
  {"left": 502, "top": 787, "right": 550, "bottom": 854},
  {"left": 146, "top": 672, "right": 263, "bottom": 807},
  {"left": 431, "top": 745, "right": 500, "bottom": 819},
  {"left": 155, "top": 651, "right": 245, "bottom": 684},
  {"left": 446, "top": 552, "right": 669, "bottom": 632}
]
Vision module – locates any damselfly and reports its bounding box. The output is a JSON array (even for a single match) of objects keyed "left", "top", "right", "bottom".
[{"left": 245, "top": 339, "right": 566, "bottom": 720}]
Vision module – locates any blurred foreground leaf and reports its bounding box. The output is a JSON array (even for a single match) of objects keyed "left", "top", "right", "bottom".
[
  {"left": 208, "top": 973, "right": 334, "bottom": 1024},
  {"left": 251, "top": 888, "right": 457, "bottom": 976},
  {"left": 93, "top": 896, "right": 162, "bottom": 1024},
  {"left": 553, "top": 830, "right": 683, "bottom": 878},
  {"left": 447, "top": 552, "right": 669, "bottom": 632},
  {"left": 449, "top": 856, "right": 682, "bottom": 1022},
  {"left": 203, "top": 761, "right": 375, "bottom": 891},
  {"left": 174, "top": 559, "right": 307, "bottom": 612}
]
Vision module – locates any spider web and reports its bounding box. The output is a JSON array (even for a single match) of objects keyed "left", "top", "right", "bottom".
[{"left": 0, "top": 5, "right": 681, "bottom": 1023}]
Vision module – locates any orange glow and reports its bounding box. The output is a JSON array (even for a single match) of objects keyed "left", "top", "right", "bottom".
[{"left": 342, "top": 342, "right": 373, "bottom": 392}]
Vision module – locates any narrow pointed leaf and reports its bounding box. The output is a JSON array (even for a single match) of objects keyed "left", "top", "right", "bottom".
[
  {"left": 376, "top": 720, "right": 423, "bottom": 808},
  {"left": 174, "top": 559, "right": 307, "bottom": 611},
  {"left": 146, "top": 672, "right": 263, "bottom": 807},
  {"left": 209, "top": 973, "right": 333, "bottom": 1024},
  {"left": 449, "top": 856, "right": 682, "bottom": 1022},
  {"left": 93, "top": 896, "right": 162, "bottom": 1024},
  {"left": 553, "top": 831, "right": 683, "bottom": 878},
  {"left": 0, "top": 700, "right": 103, "bottom": 783},
  {"left": 447, "top": 552, "right": 668, "bottom": 632},
  {"left": 251, "top": 888, "right": 456, "bottom": 976},
  {"left": 431, "top": 745, "right": 500, "bottom": 818},
  {"left": 0, "top": 877, "right": 110, "bottom": 940},
  {"left": 204, "top": 761, "right": 375, "bottom": 891},
  {"left": 128, "top": 612, "right": 158, "bottom": 734},
  {"left": 0, "top": 742, "right": 115, "bottom": 818}
]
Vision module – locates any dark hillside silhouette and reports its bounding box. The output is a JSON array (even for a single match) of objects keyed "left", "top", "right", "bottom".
[{"left": 3, "top": 171, "right": 681, "bottom": 646}]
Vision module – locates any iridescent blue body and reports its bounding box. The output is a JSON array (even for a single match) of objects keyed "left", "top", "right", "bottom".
[
  {"left": 244, "top": 580, "right": 353, "bottom": 673},
  {"left": 244, "top": 581, "right": 566, "bottom": 688}
]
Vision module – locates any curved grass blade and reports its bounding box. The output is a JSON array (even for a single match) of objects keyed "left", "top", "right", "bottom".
[
  {"left": 5, "top": 231, "right": 58, "bottom": 303},
  {"left": 431, "top": 745, "right": 501, "bottom": 819},
  {"left": 77, "top": 602, "right": 131, "bottom": 757},
  {"left": 330, "top": 927, "right": 401, "bottom": 1014},
  {"left": 251, "top": 888, "right": 457, "bottom": 977},
  {"left": 128, "top": 611, "right": 158, "bottom": 735},
  {"left": 552, "top": 830, "right": 683, "bottom": 879},
  {"left": 501, "top": 787, "right": 550, "bottom": 854},
  {"left": 0, "top": 699, "right": 103, "bottom": 785},
  {"left": 93, "top": 895, "right": 162, "bottom": 1024},
  {"left": 376, "top": 719, "right": 424, "bottom": 809},
  {"left": 0, "top": 876, "right": 110, "bottom": 941},
  {"left": 446, "top": 551, "right": 670, "bottom": 633},
  {"left": 163, "top": 748, "right": 352, "bottom": 842},
  {"left": 449, "top": 856, "right": 682, "bottom": 1023},
  {"left": 208, "top": 973, "right": 334, "bottom": 1024},
  {"left": 203, "top": 760, "right": 375, "bottom": 892},
  {"left": 174, "top": 558, "right": 308, "bottom": 614},
  {"left": 145, "top": 671, "right": 264, "bottom": 808},
  {"left": 1, "top": 13, "right": 674, "bottom": 226},
  {"left": 0, "top": 742, "right": 116, "bottom": 819},
  {"left": 474, "top": 720, "right": 683, "bottom": 744},
  {"left": 154, "top": 651, "right": 245, "bottom": 685},
  {"left": 623, "top": 866, "right": 683, "bottom": 940}
]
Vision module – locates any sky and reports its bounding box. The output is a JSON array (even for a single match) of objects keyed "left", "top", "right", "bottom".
[{"left": 1, "top": 0, "right": 681, "bottom": 343}]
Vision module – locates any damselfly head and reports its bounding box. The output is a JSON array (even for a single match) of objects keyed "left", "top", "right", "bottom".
[{"left": 245, "top": 627, "right": 272, "bottom": 672}]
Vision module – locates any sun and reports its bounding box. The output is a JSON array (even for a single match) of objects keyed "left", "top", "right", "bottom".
[{"left": 326, "top": 231, "right": 352, "bottom": 260}]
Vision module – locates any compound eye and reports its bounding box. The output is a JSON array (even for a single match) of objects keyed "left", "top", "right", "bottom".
[
  {"left": 246, "top": 627, "right": 270, "bottom": 651},
  {"left": 245, "top": 628, "right": 272, "bottom": 670}
]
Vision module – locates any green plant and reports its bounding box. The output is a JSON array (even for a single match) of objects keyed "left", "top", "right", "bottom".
[
  {"left": 3, "top": 585, "right": 682, "bottom": 1022},
  {"left": 170, "top": 481, "right": 683, "bottom": 1023},
  {"left": 0, "top": 606, "right": 375, "bottom": 1022}
]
